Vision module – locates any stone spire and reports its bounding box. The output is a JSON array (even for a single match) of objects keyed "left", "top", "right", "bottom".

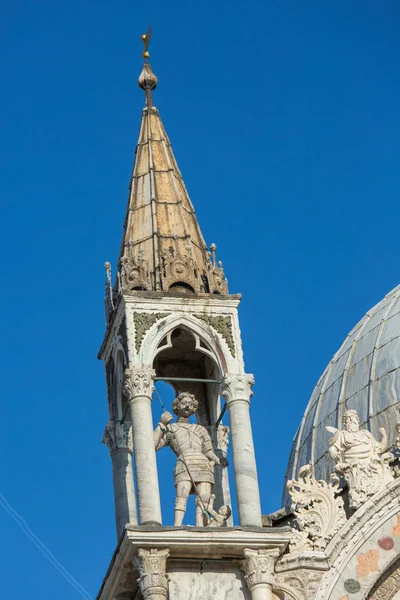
[{"left": 116, "top": 56, "right": 228, "bottom": 296}]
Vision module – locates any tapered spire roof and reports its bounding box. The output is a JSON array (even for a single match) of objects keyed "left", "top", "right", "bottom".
[{"left": 116, "top": 54, "right": 228, "bottom": 296}]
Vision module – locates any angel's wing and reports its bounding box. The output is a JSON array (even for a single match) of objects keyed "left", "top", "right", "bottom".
[{"left": 143, "top": 25, "right": 152, "bottom": 51}]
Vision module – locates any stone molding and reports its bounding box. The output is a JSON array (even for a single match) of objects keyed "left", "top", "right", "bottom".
[
  {"left": 102, "top": 421, "right": 133, "bottom": 453},
  {"left": 367, "top": 558, "right": 400, "bottom": 600},
  {"left": 123, "top": 367, "right": 155, "bottom": 401},
  {"left": 242, "top": 548, "right": 280, "bottom": 590},
  {"left": 286, "top": 464, "right": 347, "bottom": 552},
  {"left": 220, "top": 374, "right": 254, "bottom": 405},
  {"left": 316, "top": 478, "right": 400, "bottom": 599},
  {"left": 133, "top": 548, "right": 170, "bottom": 600}
]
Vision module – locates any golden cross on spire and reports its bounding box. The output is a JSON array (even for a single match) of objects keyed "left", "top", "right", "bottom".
[{"left": 141, "top": 25, "right": 152, "bottom": 61}]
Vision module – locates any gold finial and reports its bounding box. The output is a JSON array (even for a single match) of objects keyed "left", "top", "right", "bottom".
[{"left": 141, "top": 25, "right": 152, "bottom": 60}]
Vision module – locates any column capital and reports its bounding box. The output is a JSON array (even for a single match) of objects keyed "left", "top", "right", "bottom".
[
  {"left": 133, "top": 548, "right": 170, "bottom": 600},
  {"left": 242, "top": 548, "right": 279, "bottom": 591},
  {"left": 220, "top": 373, "right": 255, "bottom": 405},
  {"left": 102, "top": 420, "right": 133, "bottom": 453},
  {"left": 123, "top": 366, "right": 156, "bottom": 401}
]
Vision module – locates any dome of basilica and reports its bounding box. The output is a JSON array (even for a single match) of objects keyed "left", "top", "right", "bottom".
[{"left": 283, "top": 284, "right": 400, "bottom": 505}]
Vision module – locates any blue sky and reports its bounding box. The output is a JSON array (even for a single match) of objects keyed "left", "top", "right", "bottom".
[{"left": 2, "top": 1, "right": 400, "bottom": 598}]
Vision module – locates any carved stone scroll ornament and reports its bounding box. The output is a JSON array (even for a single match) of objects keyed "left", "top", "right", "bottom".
[
  {"left": 133, "top": 311, "right": 170, "bottom": 354},
  {"left": 274, "top": 569, "right": 323, "bottom": 600},
  {"left": 242, "top": 548, "right": 280, "bottom": 592},
  {"left": 194, "top": 314, "right": 236, "bottom": 357},
  {"left": 220, "top": 374, "right": 255, "bottom": 405},
  {"left": 123, "top": 367, "right": 155, "bottom": 401},
  {"left": 102, "top": 421, "right": 133, "bottom": 453},
  {"left": 327, "top": 409, "right": 394, "bottom": 511},
  {"left": 119, "top": 243, "right": 152, "bottom": 293},
  {"left": 133, "top": 548, "right": 170, "bottom": 600},
  {"left": 286, "top": 464, "right": 347, "bottom": 553}
]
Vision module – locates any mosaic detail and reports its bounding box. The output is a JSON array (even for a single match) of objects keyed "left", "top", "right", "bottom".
[
  {"left": 393, "top": 515, "right": 400, "bottom": 536},
  {"left": 356, "top": 549, "right": 380, "bottom": 578},
  {"left": 378, "top": 536, "right": 395, "bottom": 551},
  {"left": 133, "top": 312, "right": 170, "bottom": 353},
  {"left": 193, "top": 313, "right": 236, "bottom": 357},
  {"left": 344, "top": 579, "right": 361, "bottom": 594}
]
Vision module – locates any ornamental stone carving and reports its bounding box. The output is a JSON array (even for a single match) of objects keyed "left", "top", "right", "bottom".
[
  {"left": 274, "top": 569, "right": 323, "bottom": 600},
  {"left": 133, "top": 311, "right": 170, "bottom": 353},
  {"left": 220, "top": 374, "right": 254, "bottom": 405},
  {"left": 367, "top": 558, "right": 400, "bottom": 600},
  {"left": 194, "top": 314, "right": 235, "bottom": 356},
  {"left": 133, "top": 548, "right": 170, "bottom": 600},
  {"left": 123, "top": 367, "right": 155, "bottom": 400},
  {"left": 242, "top": 548, "right": 280, "bottom": 592},
  {"left": 102, "top": 421, "right": 133, "bottom": 453},
  {"left": 287, "top": 463, "right": 347, "bottom": 553},
  {"left": 119, "top": 243, "right": 152, "bottom": 293},
  {"left": 327, "top": 409, "right": 394, "bottom": 511},
  {"left": 217, "top": 424, "right": 230, "bottom": 456}
]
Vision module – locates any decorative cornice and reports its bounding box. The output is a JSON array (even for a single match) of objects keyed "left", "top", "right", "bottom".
[
  {"left": 102, "top": 421, "right": 133, "bottom": 453},
  {"left": 194, "top": 314, "right": 235, "bottom": 356},
  {"left": 133, "top": 311, "right": 170, "bottom": 354}
]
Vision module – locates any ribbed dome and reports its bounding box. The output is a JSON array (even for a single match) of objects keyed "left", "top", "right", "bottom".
[{"left": 283, "top": 284, "right": 400, "bottom": 506}]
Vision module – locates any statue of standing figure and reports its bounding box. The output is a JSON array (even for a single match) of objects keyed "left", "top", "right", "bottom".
[
  {"left": 154, "top": 391, "right": 229, "bottom": 526},
  {"left": 327, "top": 409, "right": 394, "bottom": 510}
]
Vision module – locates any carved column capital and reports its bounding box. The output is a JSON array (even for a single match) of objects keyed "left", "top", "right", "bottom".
[
  {"left": 220, "top": 373, "right": 254, "bottom": 405},
  {"left": 242, "top": 548, "right": 279, "bottom": 591},
  {"left": 123, "top": 367, "right": 156, "bottom": 401},
  {"left": 102, "top": 421, "right": 133, "bottom": 453},
  {"left": 133, "top": 548, "right": 170, "bottom": 600}
]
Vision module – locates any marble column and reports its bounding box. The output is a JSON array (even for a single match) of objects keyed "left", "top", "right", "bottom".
[
  {"left": 221, "top": 374, "right": 262, "bottom": 527},
  {"left": 134, "top": 548, "right": 170, "bottom": 600},
  {"left": 103, "top": 420, "right": 137, "bottom": 537},
  {"left": 124, "top": 367, "right": 162, "bottom": 524},
  {"left": 242, "top": 549, "right": 279, "bottom": 600}
]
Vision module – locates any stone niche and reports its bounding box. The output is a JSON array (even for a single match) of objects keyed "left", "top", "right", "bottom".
[{"left": 168, "top": 559, "right": 250, "bottom": 600}]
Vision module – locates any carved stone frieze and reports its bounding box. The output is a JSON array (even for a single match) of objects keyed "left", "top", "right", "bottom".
[
  {"left": 194, "top": 314, "right": 236, "bottom": 357},
  {"left": 287, "top": 464, "right": 347, "bottom": 552},
  {"left": 241, "top": 548, "right": 280, "bottom": 591},
  {"left": 368, "top": 558, "right": 400, "bottom": 600},
  {"left": 102, "top": 421, "right": 133, "bottom": 453},
  {"left": 274, "top": 569, "right": 323, "bottom": 600},
  {"left": 133, "top": 312, "right": 170, "bottom": 354},
  {"left": 220, "top": 374, "right": 254, "bottom": 405},
  {"left": 119, "top": 243, "right": 152, "bottom": 293},
  {"left": 133, "top": 548, "right": 170, "bottom": 600},
  {"left": 123, "top": 367, "right": 155, "bottom": 400},
  {"left": 327, "top": 409, "right": 394, "bottom": 511}
]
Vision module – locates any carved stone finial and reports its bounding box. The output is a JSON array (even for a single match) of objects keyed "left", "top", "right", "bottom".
[
  {"left": 220, "top": 374, "right": 254, "bottom": 405},
  {"left": 242, "top": 548, "right": 280, "bottom": 591},
  {"left": 326, "top": 409, "right": 394, "bottom": 510},
  {"left": 287, "top": 464, "right": 347, "bottom": 553},
  {"left": 123, "top": 367, "right": 155, "bottom": 401},
  {"left": 102, "top": 421, "right": 133, "bottom": 453},
  {"left": 133, "top": 548, "right": 169, "bottom": 600},
  {"left": 104, "top": 261, "right": 114, "bottom": 320}
]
